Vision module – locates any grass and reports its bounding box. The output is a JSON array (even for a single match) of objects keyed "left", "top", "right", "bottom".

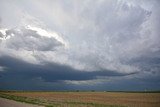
[
  {"left": 0, "top": 92, "right": 126, "bottom": 107},
  {"left": 0, "top": 93, "right": 43, "bottom": 105}
]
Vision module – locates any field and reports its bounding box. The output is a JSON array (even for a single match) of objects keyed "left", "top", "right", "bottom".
[{"left": 0, "top": 91, "right": 160, "bottom": 107}]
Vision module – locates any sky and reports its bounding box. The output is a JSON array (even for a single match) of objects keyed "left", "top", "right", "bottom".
[{"left": 0, "top": 0, "right": 160, "bottom": 91}]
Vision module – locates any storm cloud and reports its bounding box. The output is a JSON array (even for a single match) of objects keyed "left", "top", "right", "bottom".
[{"left": 0, "top": 0, "right": 160, "bottom": 90}]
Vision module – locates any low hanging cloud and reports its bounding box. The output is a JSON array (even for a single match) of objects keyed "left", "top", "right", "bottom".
[{"left": 0, "top": 0, "right": 160, "bottom": 90}]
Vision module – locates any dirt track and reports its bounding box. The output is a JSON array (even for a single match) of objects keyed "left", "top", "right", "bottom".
[{"left": 0, "top": 97, "right": 43, "bottom": 107}]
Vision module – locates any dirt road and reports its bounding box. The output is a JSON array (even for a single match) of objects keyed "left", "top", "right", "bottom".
[{"left": 0, "top": 97, "right": 43, "bottom": 107}]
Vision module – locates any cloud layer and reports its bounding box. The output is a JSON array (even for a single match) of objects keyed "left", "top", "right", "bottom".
[{"left": 0, "top": 0, "right": 160, "bottom": 90}]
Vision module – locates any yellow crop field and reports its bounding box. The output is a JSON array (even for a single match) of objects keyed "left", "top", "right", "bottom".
[{"left": 0, "top": 91, "right": 160, "bottom": 107}]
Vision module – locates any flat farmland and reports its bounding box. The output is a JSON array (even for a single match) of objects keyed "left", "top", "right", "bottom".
[{"left": 0, "top": 91, "right": 160, "bottom": 107}]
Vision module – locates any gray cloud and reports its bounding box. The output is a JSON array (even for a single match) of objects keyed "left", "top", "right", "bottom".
[
  {"left": 0, "top": 55, "right": 132, "bottom": 81},
  {"left": 0, "top": 55, "right": 136, "bottom": 90},
  {"left": 0, "top": 0, "right": 160, "bottom": 90},
  {"left": 0, "top": 26, "right": 64, "bottom": 51}
]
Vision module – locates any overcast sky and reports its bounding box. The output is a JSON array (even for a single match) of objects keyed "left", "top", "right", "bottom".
[{"left": 0, "top": 0, "right": 160, "bottom": 91}]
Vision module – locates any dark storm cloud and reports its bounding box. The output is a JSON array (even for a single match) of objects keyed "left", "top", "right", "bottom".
[
  {"left": 0, "top": 55, "right": 133, "bottom": 81},
  {"left": 0, "top": 55, "right": 136, "bottom": 90}
]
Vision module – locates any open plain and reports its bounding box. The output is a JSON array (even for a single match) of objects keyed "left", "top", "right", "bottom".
[{"left": 0, "top": 91, "right": 160, "bottom": 107}]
